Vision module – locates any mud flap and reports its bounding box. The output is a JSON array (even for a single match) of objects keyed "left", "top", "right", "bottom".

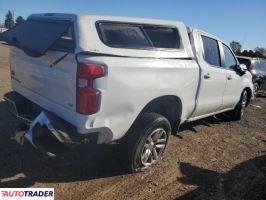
[{"left": 14, "top": 111, "right": 77, "bottom": 157}]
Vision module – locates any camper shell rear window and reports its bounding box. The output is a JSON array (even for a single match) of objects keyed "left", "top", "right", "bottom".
[
  {"left": 50, "top": 25, "right": 75, "bottom": 52},
  {"left": 96, "top": 21, "right": 181, "bottom": 50},
  {"left": 1, "top": 19, "right": 75, "bottom": 57}
]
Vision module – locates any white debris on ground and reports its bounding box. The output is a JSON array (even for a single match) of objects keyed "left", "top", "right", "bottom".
[{"left": 250, "top": 104, "right": 262, "bottom": 109}]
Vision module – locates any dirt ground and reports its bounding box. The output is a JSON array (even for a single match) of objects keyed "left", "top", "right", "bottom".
[{"left": 0, "top": 43, "right": 265, "bottom": 200}]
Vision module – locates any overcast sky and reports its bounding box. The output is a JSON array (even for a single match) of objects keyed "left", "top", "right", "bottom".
[{"left": 0, "top": 0, "right": 265, "bottom": 49}]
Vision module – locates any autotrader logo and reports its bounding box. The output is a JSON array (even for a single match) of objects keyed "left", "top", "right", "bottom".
[{"left": 0, "top": 188, "right": 54, "bottom": 200}]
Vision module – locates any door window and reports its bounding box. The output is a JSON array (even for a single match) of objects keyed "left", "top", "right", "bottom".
[
  {"left": 201, "top": 35, "right": 221, "bottom": 67},
  {"left": 222, "top": 44, "right": 237, "bottom": 70}
]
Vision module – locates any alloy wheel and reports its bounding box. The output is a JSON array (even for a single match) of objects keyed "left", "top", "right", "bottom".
[{"left": 140, "top": 128, "right": 167, "bottom": 167}]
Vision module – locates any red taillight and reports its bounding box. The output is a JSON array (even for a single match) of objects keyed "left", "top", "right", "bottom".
[{"left": 76, "top": 63, "right": 105, "bottom": 114}]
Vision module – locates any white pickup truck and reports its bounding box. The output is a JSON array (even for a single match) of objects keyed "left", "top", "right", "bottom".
[{"left": 1, "top": 14, "right": 253, "bottom": 172}]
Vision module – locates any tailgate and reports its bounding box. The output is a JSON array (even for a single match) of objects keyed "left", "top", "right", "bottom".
[{"left": 10, "top": 49, "right": 77, "bottom": 111}]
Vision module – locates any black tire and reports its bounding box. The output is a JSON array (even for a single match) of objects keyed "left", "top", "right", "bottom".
[
  {"left": 253, "top": 82, "right": 260, "bottom": 97},
  {"left": 227, "top": 90, "right": 248, "bottom": 121},
  {"left": 119, "top": 113, "right": 171, "bottom": 172}
]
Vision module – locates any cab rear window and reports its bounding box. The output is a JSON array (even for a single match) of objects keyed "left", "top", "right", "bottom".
[{"left": 97, "top": 22, "right": 181, "bottom": 50}]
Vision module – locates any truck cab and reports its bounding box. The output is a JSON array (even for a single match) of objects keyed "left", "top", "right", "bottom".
[{"left": 188, "top": 28, "right": 253, "bottom": 121}]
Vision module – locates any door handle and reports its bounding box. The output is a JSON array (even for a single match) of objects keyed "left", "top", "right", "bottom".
[
  {"left": 227, "top": 75, "right": 232, "bottom": 80},
  {"left": 204, "top": 73, "right": 211, "bottom": 79}
]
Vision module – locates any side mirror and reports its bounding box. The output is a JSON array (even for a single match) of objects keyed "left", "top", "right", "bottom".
[{"left": 235, "top": 64, "right": 247, "bottom": 75}]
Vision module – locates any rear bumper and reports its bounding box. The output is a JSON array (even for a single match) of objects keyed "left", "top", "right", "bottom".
[
  {"left": 14, "top": 111, "right": 83, "bottom": 157},
  {"left": 4, "top": 91, "right": 112, "bottom": 157}
]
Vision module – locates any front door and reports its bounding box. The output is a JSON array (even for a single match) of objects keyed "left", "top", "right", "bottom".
[{"left": 220, "top": 43, "right": 242, "bottom": 109}]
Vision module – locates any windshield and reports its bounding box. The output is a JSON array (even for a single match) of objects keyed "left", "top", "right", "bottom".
[{"left": 0, "top": 19, "right": 71, "bottom": 57}]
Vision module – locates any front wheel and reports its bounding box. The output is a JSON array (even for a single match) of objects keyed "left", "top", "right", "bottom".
[
  {"left": 119, "top": 113, "right": 171, "bottom": 172},
  {"left": 227, "top": 90, "right": 248, "bottom": 121},
  {"left": 253, "top": 82, "right": 260, "bottom": 97}
]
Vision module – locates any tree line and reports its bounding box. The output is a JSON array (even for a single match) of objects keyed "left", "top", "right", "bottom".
[
  {"left": 230, "top": 41, "right": 266, "bottom": 59},
  {"left": 4, "top": 10, "right": 25, "bottom": 29}
]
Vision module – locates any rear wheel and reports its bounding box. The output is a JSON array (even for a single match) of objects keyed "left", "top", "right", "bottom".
[{"left": 120, "top": 113, "right": 171, "bottom": 172}]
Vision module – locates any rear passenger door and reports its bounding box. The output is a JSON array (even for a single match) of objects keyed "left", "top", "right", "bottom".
[{"left": 192, "top": 33, "right": 227, "bottom": 117}]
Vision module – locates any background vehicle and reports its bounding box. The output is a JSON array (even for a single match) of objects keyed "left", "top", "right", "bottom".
[
  {"left": 1, "top": 14, "right": 253, "bottom": 172},
  {"left": 237, "top": 56, "right": 266, "bottom": 96}
]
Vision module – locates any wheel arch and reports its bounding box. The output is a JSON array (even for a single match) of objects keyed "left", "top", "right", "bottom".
[
  {"left": 253, "top": 76, "right": 263, "bottom": 87},
  {"left": 244, "top": 86, "right": 252, "bottom": 106},
  {"left": 134, "top": 95, "right": 182, "bottom": 134},
  {"left": 254, "top": 80, "right": 261, "bottom": 87}
]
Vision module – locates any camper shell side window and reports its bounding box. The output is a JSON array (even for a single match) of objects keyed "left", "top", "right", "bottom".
[{"left": 96, "top": 21, "right": 181, "bottom": 50}]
